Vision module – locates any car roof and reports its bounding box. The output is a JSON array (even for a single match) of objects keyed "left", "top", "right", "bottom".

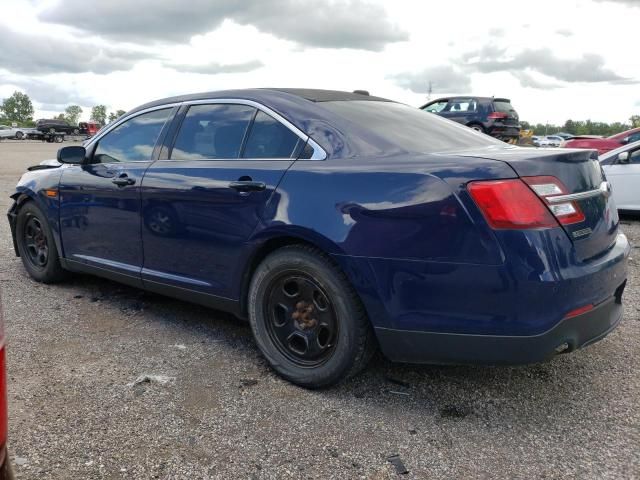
[{"left": 130, "top": 88, "right": 391, "bottom": 114}]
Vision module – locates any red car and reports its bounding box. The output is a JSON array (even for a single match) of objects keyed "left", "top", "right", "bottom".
[{"left": 563, "top": 127, "right": 640, "bottom": 155}]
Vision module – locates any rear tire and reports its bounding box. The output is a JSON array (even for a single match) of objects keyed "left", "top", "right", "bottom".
[
  {"left": 468, "top": 123, "right": 485, "bottom": 133},
  {"left": 248, "top": 245, "right": 376, "bottom": 388},
  {"left": 16, "top": 202, "right": 68, "bottom": 283},
  {"left": 15, "top": 131, "right": 23, "bottom": 140}
]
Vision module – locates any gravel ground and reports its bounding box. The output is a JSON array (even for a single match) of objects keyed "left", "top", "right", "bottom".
[{"left": 0, "top": 141, "right": 638, "bottom": 479}]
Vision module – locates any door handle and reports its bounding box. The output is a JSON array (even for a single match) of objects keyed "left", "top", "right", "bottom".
[
  {"left": 228, "top": 180, "right": 266, "bottom": 192},
  {"left": 112, "top": 173, "right": 136, "bottom": 187}
]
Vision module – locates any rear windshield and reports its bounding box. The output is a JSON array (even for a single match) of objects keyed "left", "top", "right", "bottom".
[
  {"left": 493, "top": 101, "right": 515, "bottom": 113},
  {"left": 321, "top": 101, "right": 502, "bottom": 153}
]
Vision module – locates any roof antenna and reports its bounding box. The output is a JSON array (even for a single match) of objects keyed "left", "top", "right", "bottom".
[{"left": 353, "top": 90, "right": 370, "bottom": 96}]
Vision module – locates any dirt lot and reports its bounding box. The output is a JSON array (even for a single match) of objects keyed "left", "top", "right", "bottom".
[{"left": 0, "top": 141, "right": 638, "bottom": 479}]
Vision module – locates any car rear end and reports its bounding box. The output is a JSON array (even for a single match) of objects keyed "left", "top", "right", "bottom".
[
  {"left": 486, "top": 98, "right": 521, "bottom": 144},
  {"left": 309, "top": 98, "right": 629, "bottom": 365}
]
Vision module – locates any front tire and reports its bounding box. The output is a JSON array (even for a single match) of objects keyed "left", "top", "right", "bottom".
[
  {"left": 16, "top": 202, "right": 68, "bottom": 283},
  {"left": 248, "top": 245, "right": 375, "bottom": 388}
]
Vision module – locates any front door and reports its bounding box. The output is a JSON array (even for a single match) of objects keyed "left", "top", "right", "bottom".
[
  {"left": 141, "top": 103, "right": 303, "bottom": 300},
  {"left": 59, "top": 108, "right": 173, "bottom": 282}
]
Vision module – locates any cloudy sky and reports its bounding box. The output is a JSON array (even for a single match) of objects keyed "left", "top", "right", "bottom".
[{"left": 1, "top": 0, "right": 638, "bottom": 124}]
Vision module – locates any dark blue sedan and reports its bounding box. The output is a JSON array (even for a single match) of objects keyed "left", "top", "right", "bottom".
[{"left": 7, "top": 89, "right": 630, "bottom": 387}]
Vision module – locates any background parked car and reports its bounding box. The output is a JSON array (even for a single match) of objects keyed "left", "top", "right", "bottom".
[
  {"left": 554, "top": 132, "right": 574, "bottom": 140},
  {"left": 600, "top": 140, "right": 640, "bottom": 212},
  {"left": 543, "top": 135, "right": 564, "bottom": 147},
  {"left": 0, "top": 125, "right": 26, "bottom": 140},
  {"left": 421, "top": 96, "right": 521, "bottom": 143},
  {"left": 35, "top": 119, "right": 80, "bottom": 135},
  {"left": 78, "top": 122, "right": 101, "bottom": 136},
  {"left": 564, "top": 127, "right": 640, "bottom": 155}
]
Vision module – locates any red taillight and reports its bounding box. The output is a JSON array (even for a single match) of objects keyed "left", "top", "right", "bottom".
[
  {"left": 488, "top": 112, "right": 508, "bottom": 119},
  {"left": 522, "top": 176, "right": 585, "bottom": 225},
  {"left": 564, "top": 304, "right": 594, "bottom": 319},
  {"left": 468, "top": 179, "right": 558, "bottom": 229}
]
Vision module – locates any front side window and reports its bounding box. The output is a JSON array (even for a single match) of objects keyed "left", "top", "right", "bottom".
[
  {"left": 93, "top": 108, "right": 171, "bottom": 164},
  {"left": 423, "top": 101, "right": 447, "bottom": 113},
  {"left": 171, "top": 104, "right": 255, "bottom": 160},
  {"left": 242, "top": 111, "right": 300, "bottom": 158}
]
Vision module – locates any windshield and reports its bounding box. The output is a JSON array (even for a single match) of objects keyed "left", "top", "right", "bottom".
[{"left": 320, "top": 101, "right": 502, "bottom": 153}]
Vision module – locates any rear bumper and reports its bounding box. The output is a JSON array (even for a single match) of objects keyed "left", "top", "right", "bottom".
[{"left": 375, "top": 283, "right": 625, "bottom": 365}]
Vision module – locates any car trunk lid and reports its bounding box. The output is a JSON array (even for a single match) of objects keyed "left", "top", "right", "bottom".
[{"left": 456, "top": 146, "right": 618, "bottom": 261}]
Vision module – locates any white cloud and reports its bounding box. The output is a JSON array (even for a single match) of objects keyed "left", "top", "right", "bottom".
[{"left": 0, "top": 0, "right": 637, "bottom": 125}]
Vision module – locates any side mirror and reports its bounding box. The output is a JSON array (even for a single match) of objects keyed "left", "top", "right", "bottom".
[
  {"left": 620, "top": 136, "right": 630, "bottom": 145},
  {"left": 57, "top": 146, "right": 86, "bottom": 164},
  {"left": 617, "top": 151, "right": 630, "bottom": 163}
]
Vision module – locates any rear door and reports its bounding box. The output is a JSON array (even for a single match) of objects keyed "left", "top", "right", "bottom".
[
  {"left": 140, "top": 101, "right": 305, "bottom": 299},
  {"left": 603, "top": 144, "right": 640, "bottom": 211},
  {"left": 59, "top": 108, "right": 174, "bottom": 283}
]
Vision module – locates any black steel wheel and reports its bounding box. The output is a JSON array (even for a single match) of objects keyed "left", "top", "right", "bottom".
[
  {"left": 264, "top": 273, "right": 339, "bottom": 367},
  {"left": 248, "top": 245, "right": 376, "bottom": 388},
  {"left": 16, "top": 202, "right": 68, "bottom": 283},
  {"left": 23, "top": 216, "right": 49, "bottom": 269}
]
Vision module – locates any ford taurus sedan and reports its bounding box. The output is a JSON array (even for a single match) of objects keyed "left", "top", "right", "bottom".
[{"left": 7, "top": 89, "right": 630, "bottom": 388}]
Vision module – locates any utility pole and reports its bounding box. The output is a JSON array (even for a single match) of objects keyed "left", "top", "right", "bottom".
[{"left": 427, "top": 81, "right": 432, "bottom": 102}]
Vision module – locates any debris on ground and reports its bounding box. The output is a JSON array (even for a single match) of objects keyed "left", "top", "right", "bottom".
[
  {"left": 127, "top": 374, "right": 174, "bottom": 388},
  {"left": 387, "top": 454, "right": 409, "bottom": 475}
]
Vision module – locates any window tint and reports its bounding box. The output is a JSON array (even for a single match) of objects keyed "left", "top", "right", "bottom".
[
  {"left": 494, "top": 101, "right": 515, "bottom": 113},
  {"left": 242, "top": 111, "right": 300, "bottom": 158},
  {"left": 171, "top": 104, "right": 254, "bottom": 160},
  {"left": 630, "top": 148, "right": 640, "bottom": 163},
  {"left": 93, "top": 109, "right": 171, "bottom": 164},
  {"left": 323, "top": 100, "right": 502, "bottom": 153}
]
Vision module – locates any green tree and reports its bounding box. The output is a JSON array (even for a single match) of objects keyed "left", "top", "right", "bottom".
[
  {"left": 1, "top": 91, "right": 34, "bottom": 124},
  {"left": 54, "top": 113, "right": 66, "bottom": 120},
  {"left": 630, "top": 115, "right": 640, "bottom": 128},
  {"left": 107, "top": 109, "right": 126, "bottom": 123},
  {"left": 64, "top": 105, "right": 83, "bottom": 125},
  {"left": 90, "top": 105, "right": 107, "bottom": 124}
]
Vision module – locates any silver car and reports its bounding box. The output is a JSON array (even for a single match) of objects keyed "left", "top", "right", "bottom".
[{"left": 0, "top": 125, "right": 27, "bottom": 140}]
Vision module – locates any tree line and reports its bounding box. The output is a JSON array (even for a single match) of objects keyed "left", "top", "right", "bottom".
[
  {"left": 520, "top": 116, "right": 640, "bottom": 136},
  {"left": 0, "top": 91, "right": 126, "bottom": 127}
]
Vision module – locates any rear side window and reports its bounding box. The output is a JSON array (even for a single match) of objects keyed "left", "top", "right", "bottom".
[
  {"left": 322, "top": 100, "right": 502, "bottom": 153},
  {"left": 93, "top": 108, "right": 171, "bottom": 164},
  {"left": 171, "top": 104, "right": 255, "bottom": 160},
  {"left": 446, "top": 99, "right": 477, "bottom": 112},
  {"left": 242, "top": 111, "right": 300, "bottom": 158}
]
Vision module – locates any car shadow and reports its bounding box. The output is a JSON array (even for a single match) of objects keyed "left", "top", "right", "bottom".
[{"left": 59, "top": 272, "right": 621, "bottom": 429}]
